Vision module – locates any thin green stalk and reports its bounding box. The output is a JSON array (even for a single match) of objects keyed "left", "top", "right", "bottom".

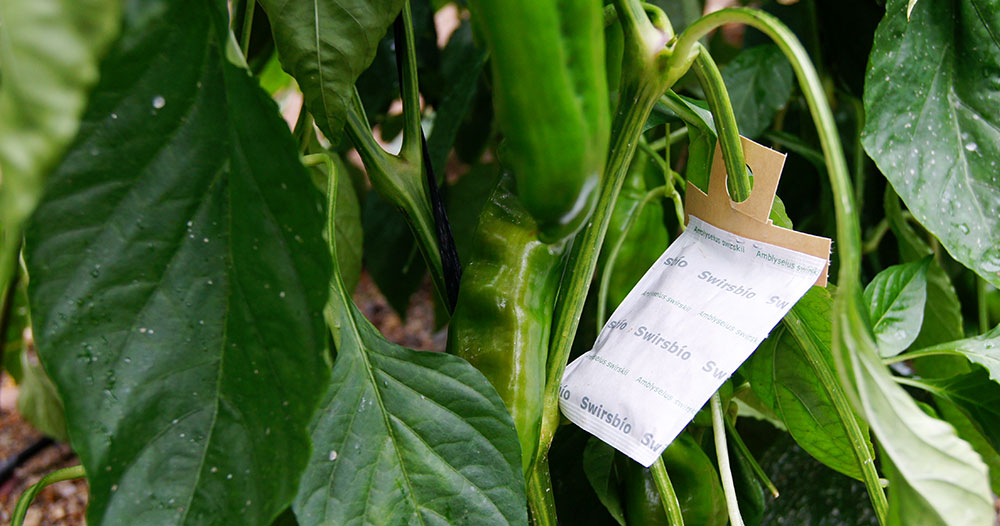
[
  {"left": 884, "top": 348, "right": 954, "bottom": 365},
  {"left": 724, "top": 417, "right": 779, "bottom": 498},
  {"left": 527, "top": 459, "right": 557, "bottom": 526},
  {"left": 862, "top": 218, "right": 890, "bottom": 255},
  {"left": 650, "top": 457, "right": 685, "bottom": 526},
  {"left": 638, "top": 141, "right": 686, "bottom": 188},
  {"left": 597, "top": 185, "right": 668, "bottom": 325},
  {"left": 978, "top": 278, "right": 990, "bottom": 334},
  {"left": 691, "top": 45, "right": 750, "bottom": 202},
  {"left": 647, "top": 126, "right": 688, "bottom": 152},
  {"left": 239, "top": 0, "right": 255, "bottom": 57},
  {"left": 11, "top": 465, "right": 86, "bottom": 526},
  {"left": 396, "top": 2, "right": 423, "bottom": 157},
  {"left": 764, "top": 130, "right": 827, "bottom": 169},
  {"left": 711, "top": 393, "right": 745, "bottom": 526}
]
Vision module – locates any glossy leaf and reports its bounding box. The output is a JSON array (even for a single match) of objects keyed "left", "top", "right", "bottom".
[
  {"left": 862, "top": 0, "right": 1000, "bottom": 287},
  {"left": 909, "top": 368, "right": 1000, "bottom": 453},
  {"left": 17, "top": 352, "right": 68, "bottom": 441},
  {"left": 582, "top": 438, "right": 626, "bottom": 526},
  {"left": 259, "top": 0, "right": 405, "bottom": 141},
  {"left": 911, "top": 325, "right": 1000, "bottom": 383},
  {"left": 295, "top": 164, "right": 527, "bottom": 526},
  {"left": 884, "top": 189, "right": 967, "bottom": 374},
  {"left": 863, "top": 258, "right": 931, "bottom": 356},
  {"left": 0, "top": 0, "right": 120, "bottom": 298},
  {"left": 24, "top": 1, "right": 332, "bottom": 523},
  {"left": 721, "top": 45, "right": 794, "bottom": 139}
]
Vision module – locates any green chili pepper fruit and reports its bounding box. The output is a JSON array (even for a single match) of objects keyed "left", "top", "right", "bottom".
[
  {"left": 469, "top": 0, "right": 609, "bottom": 242},
  {"left": 622, "top": 432, "right": 727, "bottom": 526},
  {"left": 448, "top": 175, "right": 567, "bottom": 475}
]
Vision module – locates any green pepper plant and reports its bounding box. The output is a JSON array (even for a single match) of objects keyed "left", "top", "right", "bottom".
[{"left": 2, "top": 0, "right": 1000, "bottom": 524}]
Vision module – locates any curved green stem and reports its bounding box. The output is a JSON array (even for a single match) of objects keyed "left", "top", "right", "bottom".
[
  {"left": 691, "top": 44, "right": 750, "bottom": 202},
  {"left": 724, "top": 417, "right": 779, "bottom": 498},
  {"left": 396, "top": 2, "right": 422, "bottom": 158},
  {"left": 638, "top": 142, "right": 685, "bottom": 188},
  {"left": 597, "top": 185, "right": 668, "bottom": 325},
  {"left": 11, "top": 465, "right": 86, "bottom": 526},
  {"left": 673, "top": 8, "right": 861, "bottom": 287},
  {"left": 659, "top": 92, "right": 711, "bottom": 134},
  {"left": 711, "top": 393, "right": 745, "bottom": 526},
  {"left": 239, "top": 0, "right": 255, "bottom": 57},
  {"left": 883, "top": 348, "right": 955, "bottom": 365},
  {"left": 650, "top": 457, "right": 686, "bottom": 526},
  {"left": 647, "top": 125, "right": 689, "bottom": 152}
]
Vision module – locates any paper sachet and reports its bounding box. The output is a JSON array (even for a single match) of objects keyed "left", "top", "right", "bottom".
[{"left": 559, "top": 138, "right": 830, "bottom": 466}]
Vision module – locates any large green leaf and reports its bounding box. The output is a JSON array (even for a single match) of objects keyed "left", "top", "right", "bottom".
[
  {"left": 259, "top": 0, "right": 405, "bottom": 141},
  {"left": 721, "top": 45, "right": 794, "bottom": 139},
  {"left": 746, "top": 288, "right": 874, "bottom": 481},
  {"left": 835, "top": 293, "right": 993, "bottom": 526},
  {"left": 294, "top": 166, "right": 527, "bottom": 526},
  {"left": 0, "top": 0, "right": 120, "bottom": 298},
  {"left": 862, "top": 0, "right": 1000, "bottom": 287},
  {"left": 24, "top": 1, "right": 332, "bottom": 524},
  {"left": 863, "top": 258, "right": 930, "bottom": 356}
]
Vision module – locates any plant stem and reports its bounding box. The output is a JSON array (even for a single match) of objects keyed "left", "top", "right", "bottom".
[
  {"left": 691, "top": 45, "right": 750, "bottom": 202},
  {"left": 650, "top": 457, "right": 686, "bottom": 526},
  {"left": 394, "top": 2, "right": 423, "bottom": 158},
  {"left": 597, "top": 184, "right": 668, "bottom": 325},
  {"left": 978, "top": 278, "right": 990, "bottom": 334},
  {"left": 11, "top": 465, "right": 86, "bottom": 526},
  {"left": 724, "top": 417, "right": 779, "bottom": 498},
  {"left": 638, "top": 141, "right": 686, "bottom": 188},
  {"left": 239, "top": 0, "right": 255, "bottom": 58},
  {"left": 862, "top": 218, "right": 890, "bottom": 255},
  {"left": 647, "top": 126, "right": 689, "bottom": 151},
  {"left": 534, "top": 3, "right": 673, "bottom": 518},
  {"left": 712, "top": 393, "right": 745, "bottom": 526},
  {"left": 527, "top": 458, "right": 557, "bottom": 526},
  {"left": 673, "top": 8, "right": 861, "bottom": 287},
  {"left": 660, "top": 92, "right": 711, "bottom": 133},
  {"left": 783, "top": 306, "right": 888, "bottom": 520}
]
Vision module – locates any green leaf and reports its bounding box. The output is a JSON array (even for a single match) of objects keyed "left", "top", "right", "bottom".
[
  {"left": 295, "top": 165, "right": 527, "bottom": 526},
  {"left": 884, "top": 189, "right": 966, "bottom": 374},
  {"left": 259, "top": 0, "right": 405, "bottom": 141},
  {"left": 306, "top": 155, "right": 363, "bottom": 293},
  {"left": 862, "top": 0, "right": 1000, "bottom": 287},
  {"left": 909, "top": 325, "right": 1000, "bottom": 383},
  {"left": 721, "top": 45, "right": 794, "bottom": 139},
  {"left": 0, "top": 0, "right": 121, "bottom": 300},
  {"left": 936, "top": 398, "right": 1000, "bottom": 494},
  {"left": 863, "top": 257, "right": 931, "bottom": 356},
  {"left": 582, "top": 438, "right": 626, "bottom": 526},
  {"left": 748, "top": 288, "right": 874, "bottom": 481},
  {"left": 17, "top": 352, "right": 68, "bottom": 441},
  {"left": 836, "top": 293, "right": 993, "bottom": 526},
  {"left": 24, "top": 1, "right": 332, "bottom": 523},
  {"left": 908, "top": 368, "right": 1000, "bottom": 453}
]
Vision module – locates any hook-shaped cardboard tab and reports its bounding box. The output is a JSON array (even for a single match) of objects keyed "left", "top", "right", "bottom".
[{"left": 686, "top": 136, "right": 832, "bottom": 286}]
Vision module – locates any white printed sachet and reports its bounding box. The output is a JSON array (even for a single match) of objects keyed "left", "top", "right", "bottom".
[{"left": 559, "top": 215, "right": 825, "bottom": 466}]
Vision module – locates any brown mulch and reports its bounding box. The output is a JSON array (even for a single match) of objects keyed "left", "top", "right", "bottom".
[{"left": 0, "top": 270, "right": 439, "bottom": 525}]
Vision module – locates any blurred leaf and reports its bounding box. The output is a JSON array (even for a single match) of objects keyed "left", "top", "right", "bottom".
[
  {"left": 0, "top": 0, "right": 121, "bottom": 301},
  {"left": 17, "top": 352, "right": 67, "bottom": 441},
  {"left": 24, "top": 1, "right": 332, "bottom": 523},
  {"left": 863, "top": 258, "right": 931, "bottom": 356},
  {"left": 908, "top": 368, "right": 1000, "bottom": 453},
  {"left": 721, "top": 45, "right": 794, "bottom": 139},
  {"left": 862, "top": 0, "right": 1000, "bottom": 287}
]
